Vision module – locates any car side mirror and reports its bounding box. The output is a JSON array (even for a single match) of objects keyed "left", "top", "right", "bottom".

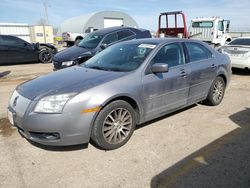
[
  {"left": 100, "top": 43, "right": 108, "bottom": 50},
  {"left": 34, "top": 42, "right": 40, "bottom": 50},
  {"left": 151, "top": 63, "right": 169, "bottom": 73}
]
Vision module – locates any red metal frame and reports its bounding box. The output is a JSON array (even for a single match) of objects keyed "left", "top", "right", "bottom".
[{"left": 157, "top": 11, "right": 188, "bottom": 38}]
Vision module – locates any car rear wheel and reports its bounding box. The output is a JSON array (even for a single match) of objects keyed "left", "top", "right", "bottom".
[
  {"left": 205, "top": 76, "right": 225, "bottom": 106},
  {"left": 91, "top": 100, "right": 136, "bottom": 150},
  {"left": 39, "top": 50, "right": 53, "bottom": 63}
]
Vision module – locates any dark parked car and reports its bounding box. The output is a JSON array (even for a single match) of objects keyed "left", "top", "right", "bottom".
[
  {"left": 53, "top": 26, "right": 151, "bottom": 70},
  {"left": 0, "top": 35, "right": 57, "bottom": 64},
  {"left": 8, "top": 38, "right": 231, "bottom": 150}
]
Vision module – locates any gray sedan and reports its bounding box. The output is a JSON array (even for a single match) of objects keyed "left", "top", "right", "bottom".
[{"left": 8, "top": 38, "right": 231, "bottom": 150}]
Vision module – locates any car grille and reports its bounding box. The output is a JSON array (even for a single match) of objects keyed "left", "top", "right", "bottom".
[{"left": 9, "top": 90, "right": 31, "bottom": 117}]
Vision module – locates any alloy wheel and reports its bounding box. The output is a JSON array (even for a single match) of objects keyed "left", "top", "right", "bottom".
[
  {"left": 102, "top": 108, "right": 132, "bottom": 145},
  {"left": 212, "top": 79, "right": 224, "bottom": 103}
]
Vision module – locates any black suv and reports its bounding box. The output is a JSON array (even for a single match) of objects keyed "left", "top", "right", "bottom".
[
  {"left": 53, "top": 26, "right": 151, "bottom": 70},
  {"left": 0, "top": 35, "right": 57, "bottom": 65}
]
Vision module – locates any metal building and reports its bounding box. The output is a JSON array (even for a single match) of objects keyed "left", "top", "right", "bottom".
[
  {"left": 0, "top": 23, "right": 54, "bottom": 43},
  {"left": 0, "top": 23, "right": 31, "bottom": 42},
  {"left": 57, "top": 11, "right": 138, "bottom": 35},
  {"left": 30, "top": 26, "right": 54, "bottom": 43}
]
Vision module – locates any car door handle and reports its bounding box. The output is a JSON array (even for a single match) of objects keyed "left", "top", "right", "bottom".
[{"left": 180, "top": 71, "right": 187, "bottom": 78}]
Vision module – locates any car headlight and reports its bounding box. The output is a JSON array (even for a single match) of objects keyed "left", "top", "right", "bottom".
[
  {"left": 34, "top": 93, "right": 76, "bottom": 113},
  {"left": 62, "top": 60, "right": 74, "bottom": 66}
]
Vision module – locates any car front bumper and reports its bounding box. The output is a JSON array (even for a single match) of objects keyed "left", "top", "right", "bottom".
[{"left": 8, "top": 91, "right": 95, "bottom": 146}]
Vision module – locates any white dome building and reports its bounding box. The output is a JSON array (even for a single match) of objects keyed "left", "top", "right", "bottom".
[{"left": 58, "top": 11, "right": 138, "bottom": 35}]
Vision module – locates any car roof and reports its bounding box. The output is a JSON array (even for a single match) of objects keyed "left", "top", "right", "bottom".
[
  {"left": 119, "top": 37, "right": 199, "bottom": 45},
  {"left": 90, "top": 26, "right": 140, "bottom": 35},
  {"left": 0, "top": 34, "right": 17, "bottom": 37}
]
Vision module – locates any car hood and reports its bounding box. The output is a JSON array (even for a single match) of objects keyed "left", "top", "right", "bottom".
[
  {"left": 53, "top": 46, "right": 94, "bottom": 62},
  {"left": 17, "top": 66, "right": 126, "bottom": 100}
]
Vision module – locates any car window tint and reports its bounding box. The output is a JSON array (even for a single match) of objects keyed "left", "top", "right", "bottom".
[
  {"left": 152, "top": 43, "right": 184, "bottom": 68},
  {"left": 229, "top": 38, "right": 250, "bottom": 46},
  {"left": 102, "top": 32, "right": 118, "bottom": 45},
  {"left": 117, "top": 30, "right": 134, "bottom": 40},
  {"left": 185, "top": 42, "right": 212, "bottom": 62},
  {"left": 1, "top": 36, "right": 24, "bottom": 46}
]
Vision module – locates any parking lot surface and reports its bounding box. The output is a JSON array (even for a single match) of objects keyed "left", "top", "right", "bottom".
[{"left": 0, "top": 64, "right": 249, "bottom": 188}]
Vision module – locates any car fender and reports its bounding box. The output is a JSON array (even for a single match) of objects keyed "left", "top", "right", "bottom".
[
  {"left": 101, "top": 93, "right": 142, "bottom": 112},
  {"left": 73, "top": 52, "right": 93, "bottom": 64},
  {"left": 67, "top": 91, "right": 142, "bottom": 141},
  {"left": 39, "top": 43, "right": 58, "bottom": 53},
  {"left": 216, "top": 65, "right": 230, "bottom": 86}
]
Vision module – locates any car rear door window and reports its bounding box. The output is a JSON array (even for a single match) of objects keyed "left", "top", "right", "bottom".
[
  {"left": 152, "top": 43, "right": 184, "bottom": 68},
  {"left": 185, "top": 42, "right": 212, "bottom": 62},
  {"left": 229, "top": 38, "right": 250, "bottom": 45},
  {"left": 117, "top": 30, "right": 135, "bottom": 40},
  {"left": 1, "top": 36, "right": 24, "bottom": 46}
]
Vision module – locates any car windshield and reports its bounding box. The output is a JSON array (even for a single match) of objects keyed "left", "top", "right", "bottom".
[
  {"left": 229, "top": 38, "right": 250, "bottom": 46},
  {"left": 77, "top": 33, "right": 103, "bottom": 49},
  {"left": 83, "top": 43, "right": 156, "bottom": 72}
]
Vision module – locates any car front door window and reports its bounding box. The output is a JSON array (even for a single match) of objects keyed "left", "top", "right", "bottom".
[
  {"left": 102, "top": 32, "right": 118, "bottom": 45},
  {"left": 152, "top": 43, "right": 185, "bottom": 68}
]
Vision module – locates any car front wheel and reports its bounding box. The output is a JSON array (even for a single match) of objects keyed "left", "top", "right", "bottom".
[
  {"left": 39, "top": 50, "right": 53, "bottom": 63},
  {"left": 205, "top": 76, "right": 226, "bottom": 106},
  {"left": 91, "top": 100, "right": 136, "bottom": 150}
]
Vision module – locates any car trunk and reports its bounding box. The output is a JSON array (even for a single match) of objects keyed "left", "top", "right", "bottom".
[{"left": 222, "top": 45, "right": 250, "bottom": 59}]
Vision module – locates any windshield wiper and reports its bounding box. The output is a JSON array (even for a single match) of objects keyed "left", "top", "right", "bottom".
[{"left": 86, "top": 66, "right": 110, "bottom": 71}]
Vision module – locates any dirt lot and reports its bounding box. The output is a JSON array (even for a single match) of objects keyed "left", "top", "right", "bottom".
[{"left": 0, "top": 64, "right": 249, "bottom": 188}]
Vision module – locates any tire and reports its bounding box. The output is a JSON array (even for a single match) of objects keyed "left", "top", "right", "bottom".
[
  {"left": 66, "top": 42, "right": 70, "bottom": 47},
  {"left": 91, "top": 100, "right": 136, "bottom": 150},
  {"left": 66, "top": 41, "right": 74, "bottom": 47},
  {"left": 74, "top": 38, "right": 82, "bottom": 45},
  {"left": 38, "top": 50, "right": 53, "bottom": 63},
  {"left": 204, "top": 77, "right": 226, "bottom": 106}
]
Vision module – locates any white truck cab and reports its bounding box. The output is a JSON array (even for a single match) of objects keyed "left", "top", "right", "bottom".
[
  {"left": 189, "top": 17, "right": 231, "bottom": 46},
  {"left": 62, "top": 27, "right": 98, "bottom": 46}
]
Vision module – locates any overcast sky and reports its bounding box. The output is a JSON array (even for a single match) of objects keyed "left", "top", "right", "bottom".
[{"left": 1, "top": 0, "right": 250, "bottom": 31}]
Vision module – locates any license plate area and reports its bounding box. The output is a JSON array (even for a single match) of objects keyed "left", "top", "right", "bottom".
[{"left": 231, "top": 54, "right": 239, "bottom": 57}]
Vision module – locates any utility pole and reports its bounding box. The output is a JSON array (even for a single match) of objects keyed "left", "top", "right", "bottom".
[{"left": 43, "top": 1, "right": 49, "bottom": 25}]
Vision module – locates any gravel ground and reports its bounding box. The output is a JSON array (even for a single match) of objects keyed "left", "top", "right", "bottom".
[{"left": 0, "top": 64, "right": 249, "bottom": 188}]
